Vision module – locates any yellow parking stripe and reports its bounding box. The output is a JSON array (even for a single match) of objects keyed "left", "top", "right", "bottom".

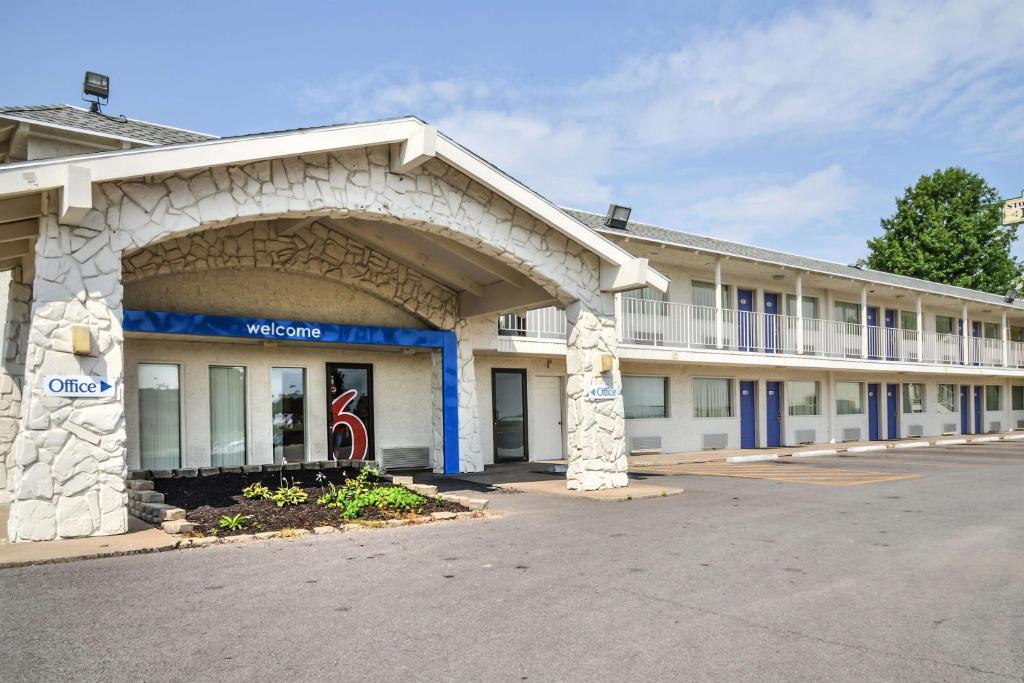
[{"left": 639, "top": 462, "right": 922, "bottom": 486}]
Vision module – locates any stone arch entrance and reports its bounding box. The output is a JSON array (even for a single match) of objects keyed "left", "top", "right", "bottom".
[{"left": 3, "top": 120, "right": 664, "bottom": 540}]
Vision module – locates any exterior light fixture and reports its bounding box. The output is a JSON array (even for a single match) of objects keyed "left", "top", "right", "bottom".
[
  {"left": 850, "top": 258, "right": 867, "bottom": 270},
  {"left": 83, "top": 71, "right": 110, "bottom": 113},
  {"left": 1006, "top": 288, "right": 1019, "bottom": 304},
  {"left": 604, "top": 204, "right": 632, "bottom": 229}
]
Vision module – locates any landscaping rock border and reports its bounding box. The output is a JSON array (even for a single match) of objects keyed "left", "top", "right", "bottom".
[{"left": 124, "top": 462, "right": 491, "bottom": 544}]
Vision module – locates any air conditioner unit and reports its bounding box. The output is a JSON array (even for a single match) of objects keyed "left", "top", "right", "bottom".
[
  {"left": 988, "top": 421, "right": 1002, "bottom": 434},
  {"left": 380, "top": 447, "right": 431, "bottom": 470},
  {"left": 842, "top": 427, "right": 861, "bottom": 442},
  {"left": 702, "top": 433, "right": 728, "bottom": 450},
  {"left": 631, "top": 436, "right": 663, "bottom": 454},
  {"left": 908, "top": 425, "right": 924, "bottom": 437},
  {"left": 942, "top": 423, "right": 957, "bottom": 435},
  {"left": 795, "top": 429, "right": 816, "bottom": 444}
]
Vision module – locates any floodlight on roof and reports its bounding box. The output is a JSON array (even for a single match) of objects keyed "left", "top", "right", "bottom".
[
  {"left": 604, "top": 204, "right": 632, "bottom": 229},
  {"left": 83, "top": 71, "right": 110, "bottom": 113}
]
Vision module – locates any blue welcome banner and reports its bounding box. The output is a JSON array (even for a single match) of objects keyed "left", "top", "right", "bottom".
[{"left": 123, "top": 309, "right": 460, "bottom": 474}]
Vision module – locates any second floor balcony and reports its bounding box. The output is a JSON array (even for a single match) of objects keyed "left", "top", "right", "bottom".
[{"left": 620, "top": 297, "right": 1024, "bottom": 369}]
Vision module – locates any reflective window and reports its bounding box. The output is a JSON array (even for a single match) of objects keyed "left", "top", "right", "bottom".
[
  {"left": 788, "top": 381, "right": 820, "bottom": 416},
  {"left": 272, "top": 367, "right": 306, "bottom": 463},
  {"left": 935, "top": 315, "right": 956, "bottom": 335},
  {"left": 693, "top": 378, "right": 732, "bottom": 418},
  {"left": 138, "top": 363, "right": 181, "bottom": 470},
  {"left": 623, "top": 376, "right": 668, "bottom": 419},
  {"left": 902, "top": 383, "right": 925, "bottom": 413},
  {"left": 986, "top": 385, "right": 1002, "bottom": 412},
  {"left": 835, "top": 382, "right": 863, "bottom": 415},
  {"left": 834, "top": 302, "right": 860, "bottom": 325},
  {"left": 327, "top": 364, "right": 374, "bottom": 461},
  {"left": 785, "top": 295, "right": 819, "bottom": 319},
  {"left": 937, "top": 384, "right": 957, "bottom": 413},
  {"left": 1013, "top": 386, "right": 1024, "bottom": 411},
  {"left": 209, "top": 366, "right": 246, "bottom": 466}
]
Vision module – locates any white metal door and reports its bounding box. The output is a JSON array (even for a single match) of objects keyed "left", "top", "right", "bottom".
[{"left": 531, "top": 376, "right": 564, "bottom": 461}]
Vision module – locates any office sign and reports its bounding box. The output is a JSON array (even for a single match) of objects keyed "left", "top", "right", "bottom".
[
  {"left": 44, "top": 376, "right": 114, "bottom": 398},
  {"left": 586, "top": 385, "right": 619, "bottom": 402}
]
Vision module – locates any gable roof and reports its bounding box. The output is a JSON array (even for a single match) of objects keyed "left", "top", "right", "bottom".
[
  {"left": 564, "top": 207, "right": 1024, "bottom": 311},
  {"left": 0, "top": 104, "right": 215, "bottom": 146}
]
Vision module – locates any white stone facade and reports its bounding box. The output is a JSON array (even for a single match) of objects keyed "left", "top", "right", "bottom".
[{"left": 4, "top": 142, "right": 626, "bottom": 541}]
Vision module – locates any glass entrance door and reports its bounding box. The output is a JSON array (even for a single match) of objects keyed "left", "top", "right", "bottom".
[
  {"left": 492, "top": 369, "right": 528, "bottom": 462},
  {"left": 326, "top": 363, "right": 374, "bottom": 461}
]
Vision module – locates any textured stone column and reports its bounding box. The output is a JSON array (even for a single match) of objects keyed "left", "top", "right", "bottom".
[
  {"left": 455, "top": 318, "right": 483, "bottom": 473},
  {"left": 565, "top": 294, "right": 628, "bottom": 490},
  {"left": 429, "top": 349, "right": 445, "bottom": 472},
  {"left": 7, "top": 211, "right": 126, "bottom": 541},
  {"left": 0, "top": 270, "right": 32, "bottom": 504}
]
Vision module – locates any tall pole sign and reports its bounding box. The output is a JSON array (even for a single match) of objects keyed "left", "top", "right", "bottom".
[{"left": 1004, "top": 190, "right": 1024, "bottom": 226}]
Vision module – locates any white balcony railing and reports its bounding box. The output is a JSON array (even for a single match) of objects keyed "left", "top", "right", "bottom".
[
  {"left": 497, "top": 307, "right": 567, "bottom": 340},
  {"left": 618, "top": 297, "right": 1024, "bottom": 370}
]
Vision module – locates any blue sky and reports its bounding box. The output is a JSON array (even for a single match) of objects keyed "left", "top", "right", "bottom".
[{"left": 5, "top": 0, "right": 1024, "bottom": 262}]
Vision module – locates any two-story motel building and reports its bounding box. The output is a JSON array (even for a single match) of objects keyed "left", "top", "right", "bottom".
[{"left": 1, "top": 103, "right": 1023, "bottom": 541}]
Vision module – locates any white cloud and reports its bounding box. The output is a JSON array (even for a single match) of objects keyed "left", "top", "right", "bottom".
[{"left": 298, "top": 0, "right": 1024, "bottom": 239}]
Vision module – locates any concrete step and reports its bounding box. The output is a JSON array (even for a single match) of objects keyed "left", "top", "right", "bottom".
[
  {"left": 126, "top": 479, "right": 154, "bottom": 491},
  {"left": 127, "top": 489, "right": 164, "bottom": 504}
]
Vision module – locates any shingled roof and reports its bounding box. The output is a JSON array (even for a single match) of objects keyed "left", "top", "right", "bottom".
[
  {"left": 0, "top": 104, "right": 215, "bottom": 146},
  {"left": 563, "top": 207, "right": 1024, "bottom": 310}
]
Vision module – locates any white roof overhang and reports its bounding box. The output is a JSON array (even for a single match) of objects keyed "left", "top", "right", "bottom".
[{"left": 0, "top": 117, "right": 668, "bottom": 294}]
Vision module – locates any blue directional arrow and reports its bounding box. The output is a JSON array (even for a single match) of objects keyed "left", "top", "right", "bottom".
[{"left": 99, "top": 380, "right": 111, "bottom": 392}]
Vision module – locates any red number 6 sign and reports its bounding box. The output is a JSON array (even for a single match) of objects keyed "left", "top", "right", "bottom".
[{"left": 330, "top": 389, "right": 369, "bottom": 460}]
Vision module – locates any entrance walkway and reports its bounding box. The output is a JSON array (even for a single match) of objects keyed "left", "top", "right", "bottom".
[
  {"left": 443, "top": 462, "right": 684, "bottom": 501},
  {"left": 0, "top": 507, "right": 177, "bottom": 568}
]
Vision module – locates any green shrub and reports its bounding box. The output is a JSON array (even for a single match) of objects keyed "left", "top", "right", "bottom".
[
  {"left": 242, "top": 482, "right": 272, "bottom": 500},
  {"left": 272, "top": 483, "right": 308, "bottom": 507},
  {"left": 317, "top": 469, "right": 425, "bottom": 520},
  {"left": 218, "top": 513, "right": 251, "bottom": 531}
]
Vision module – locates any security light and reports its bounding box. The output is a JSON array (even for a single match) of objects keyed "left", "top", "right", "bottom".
[
  {"left": 83, "top": 71, "right": 110, "bottom": 112},
  {"left": 1005, "top": 288, "right": 1017, "bottom": 304},
  {"left": 605, "top": 204, "right": 632, "bottom": 229}
]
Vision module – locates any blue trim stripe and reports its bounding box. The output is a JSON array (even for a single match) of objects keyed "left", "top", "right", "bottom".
[{"left": 123, "top": 309, "right": 461, "bottom": 474}]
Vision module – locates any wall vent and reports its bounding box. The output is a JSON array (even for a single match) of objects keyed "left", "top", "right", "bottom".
[
  {"left": 380, "top": 447, "right": 431, "bottom": 470},
  {"left": 631, "top": 436, "right": 663, "bottom": 453},
  {"left": 1016, "top": 419, "right": 1024, "bottom": 430},
  {"left": 795, "top": 429, "right": 816, "bottom": 445},
  {"left": 702, "top": 433, "right": 728, "bottom": 450},
  {"left": 942, "top": 423, "right": 957, "bottom": 435},
  {"left": 988, "top": 421, "right": 1001, "bottom": 433},
  {"left": 842, "top": 427, "right": 861, "bottom": 442},
  {"left": 908, "top": 424, "right": 924, "bottom": 437}
]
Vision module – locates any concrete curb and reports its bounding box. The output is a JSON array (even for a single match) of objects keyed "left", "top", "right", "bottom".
[
  {"left": 893, "top": 441, "right": 931, "bottom": 449},
  {"left": 726, "top": 454, "right": 778, "bottom": 463},
  {"left": 790, "top": 449, "right": 838, "bottom": 458},
  {"left": 845, "top": 445, "right": 887, "bottom": 453}
]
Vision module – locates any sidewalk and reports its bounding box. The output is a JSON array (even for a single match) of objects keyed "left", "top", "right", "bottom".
[
  {"left": 0, "top": 506, "right": 178, "bottom": 569},
  {"left": 628, "top": 431, "right": 1024, "bottom": 468}
]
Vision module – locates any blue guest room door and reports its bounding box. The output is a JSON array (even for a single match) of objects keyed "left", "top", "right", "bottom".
[
  {"left": 886, "top": 383, "right": 899, "bottom": 439},
  {"left": 960, "top": 385, "right": 971, "bottom": 434},
  {"left": 868, "top": 383, "right": 880, "bottom": 440},
  {"left": 884, "top": 309, "right": 897, "bottom": 360},
  {"left": 766, "top": 381, "right": 782, "bottom": 447},
  {"left": 971, "top": 321, "right": 981, "bottom": 366},
  {"left": 738, "top": 289, "right": 755, "bottom": 351},
  {"left": 974, "top": 385, "right": 983, "bottom": 433},
  {"left": 763, "top": 292, "right": 780, "bottom": 353},
  {"left": 740, "top": 381, "right": 757, "bottom": 448},
  {"left": 866, "top": 307, "right": 879, "bottom": 359}
]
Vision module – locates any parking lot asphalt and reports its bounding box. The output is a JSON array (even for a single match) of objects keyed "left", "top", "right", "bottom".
[{"left": 2, "top": 442, "right": 1023, "bottom": 682}]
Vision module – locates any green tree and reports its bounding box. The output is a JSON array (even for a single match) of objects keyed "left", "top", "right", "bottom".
[{"left": 866, "top": 168, "right": 1019, "bottom": 295}]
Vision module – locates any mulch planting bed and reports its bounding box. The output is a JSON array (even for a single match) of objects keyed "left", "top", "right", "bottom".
[{"left": 153, "top": 468, "right": 468, "bottom": 537}]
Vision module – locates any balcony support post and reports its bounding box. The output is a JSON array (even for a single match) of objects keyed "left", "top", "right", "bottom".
[
  {"left": 795, "top": 275, "right": 804, "bottom": 354},
  {"left": 915, "top": 295, "right": 924, "bottom": 362},
  {"left": 860, "top": 286, "right": 869, "bottom": 359},
  {"left": 1002, "top": 311, "right": 1009, "bottom": 367},
  {"left": 962, "top": 303, "right": 970, "bottom": 365},
  {"left": 714, "top": 259, "right": 724, "bottom": 350}
]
